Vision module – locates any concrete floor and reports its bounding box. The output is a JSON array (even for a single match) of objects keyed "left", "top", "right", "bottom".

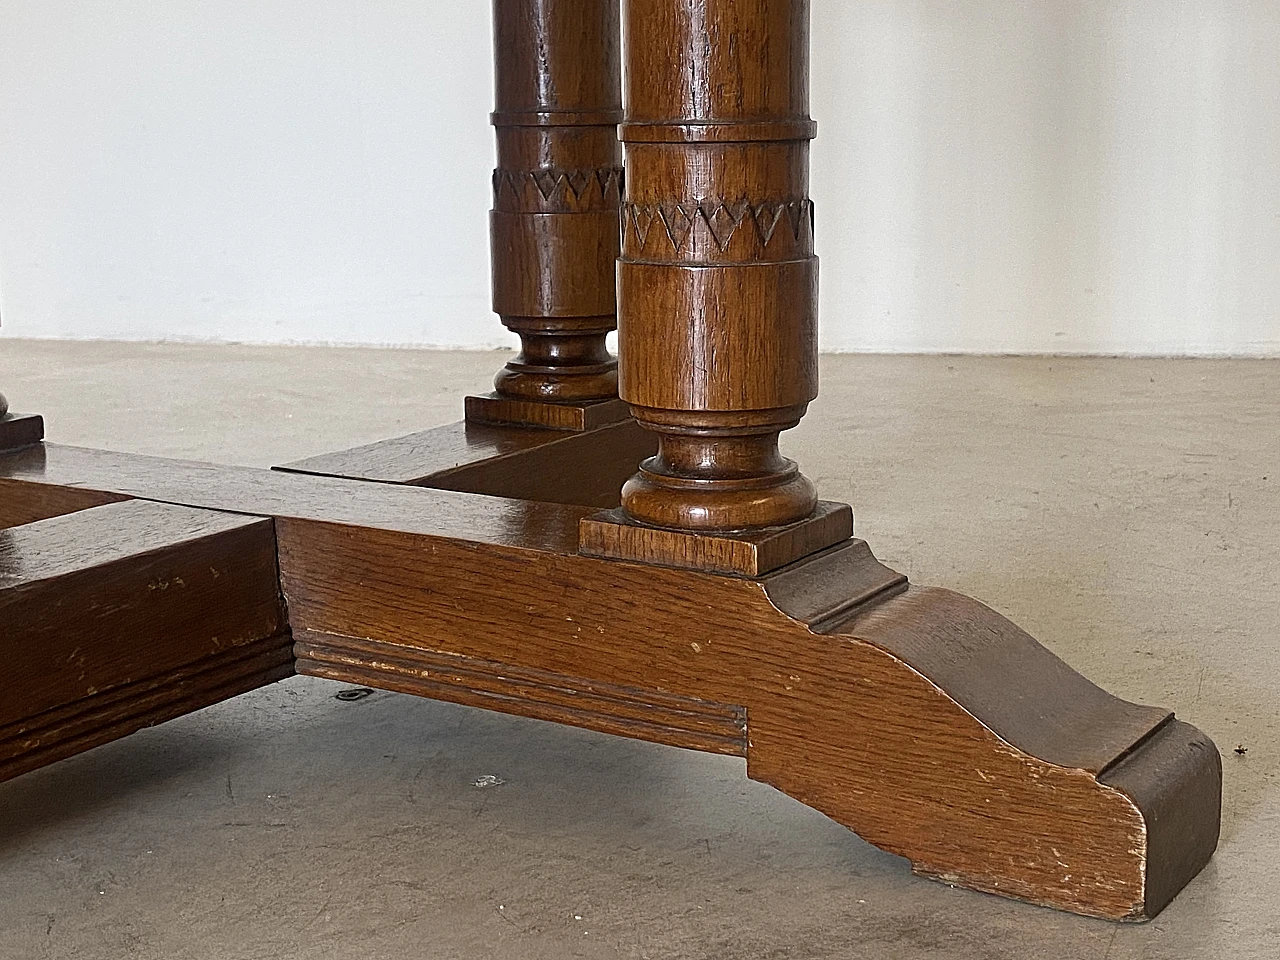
[{"left": 0, "top": 340, "right": 1276, "bottom": 959}]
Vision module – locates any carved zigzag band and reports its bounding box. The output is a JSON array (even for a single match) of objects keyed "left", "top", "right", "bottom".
[
  {"left": 622, "top": 199, "right": 814, "bottom": 257},
  {"left": 493, "top": 167, "right": 624, "bottom": 213}
]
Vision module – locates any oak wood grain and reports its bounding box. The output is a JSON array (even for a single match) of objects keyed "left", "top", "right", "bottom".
[
  {"left": 0, "top": 474, "right": 129, "bottom": 530},
  {"left": 270, "top": 511, "right": 1218, "bottom": 920},
  {"left": 0, "top": 0, "right": 1222, "bottom": 925},
  {"left": 295, "top": 629, "right": 745, "bottom": 757},
  {"left": 0, "top": 442, "right": 590, "bottom": 551}
]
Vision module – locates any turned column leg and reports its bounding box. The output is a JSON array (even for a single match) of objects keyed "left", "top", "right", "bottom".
[
  {"left": 617, "top": 0, "right": 819, "bottom": 530},
  {"left": 470, "top": 0, "right": 626, "bottom": 428},
  {"left": 583, "top": 0, "right": 847, "bottom": 572}
]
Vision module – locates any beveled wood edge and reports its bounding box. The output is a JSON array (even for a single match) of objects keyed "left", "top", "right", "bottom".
[
  {"left": 793, "top": 588, "right": 1173, "bottom": 775},
  {"left": 761, "top": 539, "right": 908, "bottom": 629},
  {"left": 0, "top": 635, "right": 292, "bottom": 748}
]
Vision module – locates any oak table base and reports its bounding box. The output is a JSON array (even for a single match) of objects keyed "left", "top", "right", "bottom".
[{"left": 0, "top": 412, "right": 1220, "bottom": 922}]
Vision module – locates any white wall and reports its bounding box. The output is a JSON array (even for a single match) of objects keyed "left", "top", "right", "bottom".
[{"left": 2, "top": 1, "right": 1278, "bottom": 355}]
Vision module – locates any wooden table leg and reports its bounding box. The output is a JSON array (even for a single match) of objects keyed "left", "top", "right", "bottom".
[
  {"left": 580, "top": 0, "right": 851, "bottom": 572},
  {"left": 615, "top": 0, "right": 819, "bottom": 532},
  {"left": 280, "top": 0, "right": 648, "bottom": 499},
  {"left": 469, "top": 0, "right": 630, "bottom": 430}
]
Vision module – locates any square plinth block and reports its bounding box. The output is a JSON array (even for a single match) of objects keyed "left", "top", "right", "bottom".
[
  {"left": 465, "top": 394, "right": 632, "bottom": 432},
  {"left": 0, "top": 413, "right": 44, "bottom": 451},
  {"left": 579, "top": 501, "right": 854, "bottom": 577}
]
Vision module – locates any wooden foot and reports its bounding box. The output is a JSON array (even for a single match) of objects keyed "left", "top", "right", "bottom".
[
  {"left": 1, "top": 499, "right": 292, "bottom": 783},
  {"left": 0, "top": 444, "right": 1221, "bottom": 919},
  {"left": 278, "top": 520, "right": 1220, "bottom": 921}
]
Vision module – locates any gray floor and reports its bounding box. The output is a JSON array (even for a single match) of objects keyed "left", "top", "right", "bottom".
[{"left": 0, "top": 341, "right": 1276, "bottom": 960}]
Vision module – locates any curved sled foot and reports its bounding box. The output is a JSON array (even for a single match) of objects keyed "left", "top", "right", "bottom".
[{"left": 750, "top": 547, "right": 1222, "bottom": 921}]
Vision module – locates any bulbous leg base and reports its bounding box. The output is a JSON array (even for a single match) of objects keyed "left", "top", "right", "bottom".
[
  {"left": 618, "top": 405, "right": 819, "bottom": 531},
  {"left": 621, "top": 461, "right": 817, "bottom": 531},
  {"left": 494, "top": 362, "right": 619, "bottom": 402},
  {"left": 493, "top": 321, "right": 619, "bottom": 403}
]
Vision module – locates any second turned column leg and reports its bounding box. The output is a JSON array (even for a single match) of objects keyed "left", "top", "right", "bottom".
[{"left": 472, "top": 0, "right": 626, "bottom": 429}]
